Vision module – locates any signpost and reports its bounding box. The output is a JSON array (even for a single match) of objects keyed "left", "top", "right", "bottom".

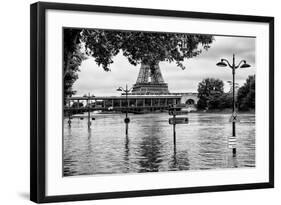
[
  {"left": 228, "top": 112, "right": 239, "bottom": 150},
  {"left": 168, "top": 105, "right": 189, "bottom": 145},
  {"left": 229, "top": 112, "right": 240, "bottom": 123},
  {"left": 169, "top": 117, "right": 189, "bottom": 124}
]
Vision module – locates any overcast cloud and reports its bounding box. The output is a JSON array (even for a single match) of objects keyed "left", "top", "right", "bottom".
[{"left": 73, "top": 35, "right": 255, "bottom": 96}]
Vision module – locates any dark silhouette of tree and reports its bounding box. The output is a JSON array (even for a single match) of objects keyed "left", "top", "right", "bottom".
[
  {"left": 197, "top": 78, "right": 224, "bottom": 110},
  {"left": 69, "top": 101, "right": 85, "bottom": 115},
  {"left": 63, "top": 29, "right": 86, "bottom": 101},
  {"left": 237, "top": 75, "right": 255, "bottom": 111}
]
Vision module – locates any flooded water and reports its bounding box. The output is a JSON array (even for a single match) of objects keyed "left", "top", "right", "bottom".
[{"left": 63, "top": 112, "right": 255, "bottom": 176}]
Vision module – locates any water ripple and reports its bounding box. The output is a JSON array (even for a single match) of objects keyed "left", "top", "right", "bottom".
[{"left": 63, "top": 113, "right": 255, "bottom": 176}]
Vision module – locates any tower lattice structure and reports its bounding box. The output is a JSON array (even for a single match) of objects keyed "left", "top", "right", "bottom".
[{"left": 132, "top": 63, "right": 169, "bottom": 94}]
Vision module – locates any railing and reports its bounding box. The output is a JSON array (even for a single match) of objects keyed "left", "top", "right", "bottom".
[{"left": 64, "top": 105, "right": 172, "bottom": 111}]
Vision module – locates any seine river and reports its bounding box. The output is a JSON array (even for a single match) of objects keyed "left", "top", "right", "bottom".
[{"left": 63, "top": 112, "right": 255, "bottom": 176}]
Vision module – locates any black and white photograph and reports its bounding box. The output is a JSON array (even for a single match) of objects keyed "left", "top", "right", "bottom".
[
  {"left": 63, "top": 28, "right": 256, "bottom": 176},
  {"left": 27, "top": 1, "right": 274, "bottom": 203},
  {"left": 0, "top": 0, "right": 278, "bottom": 203}
]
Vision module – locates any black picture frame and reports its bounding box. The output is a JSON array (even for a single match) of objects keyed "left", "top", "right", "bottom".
[{"left": 30, "top": 2, "right": 274, "bottom": 203}]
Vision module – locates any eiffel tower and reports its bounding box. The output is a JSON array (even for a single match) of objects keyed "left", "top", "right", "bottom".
[{"left": 132, "top": 63, "right": 169, "bottom": 94}]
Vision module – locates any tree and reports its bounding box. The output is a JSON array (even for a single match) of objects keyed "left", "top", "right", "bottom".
[
  {"left": 63, "top": 28, "right": 213, "bottom": 100},
  {"left": 71, "top": 101, "right": 84, "bottom": 108},
  {"left": 63, "top": 29, "right": 86, "bottom": 102},
  {"left": 81, "top": 29, "right": 213, "bottom": 71},
  {"left": 217, "top": 93, "right": 233, "bottom": 109},
  {"left": 197, "top": 78, "right": 224, "bottom": 110},
  {"left": 70, "top": 101, "right": 84, "bottom": 115},
  {"left": 237, "top": 75, "right": 255, "bottom": 111}
]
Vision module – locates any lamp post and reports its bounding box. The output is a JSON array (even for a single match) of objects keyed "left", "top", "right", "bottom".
[
  {"left": 216, "top": 54, "right": 251, "bottom": 156},
  {"left": 87, "top": 93, "right": 91, "bottom": 129},
  {"left": 117, "top": 84, "right": 132, "bottom": 136},
  {"left": 86, "top": 93, "right": 95, "bottom": 129}
]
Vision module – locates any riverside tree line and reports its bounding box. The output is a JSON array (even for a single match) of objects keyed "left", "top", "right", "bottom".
[{"left": 197, "top": 75, "right": 255, "bottom": 111}]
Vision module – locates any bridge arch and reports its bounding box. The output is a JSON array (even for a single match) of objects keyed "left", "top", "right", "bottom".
[
  {"left": 186, "top": 98, "right": 195, "bottom": 105},
  {"left": 179, "top": 93, "right": 199, "bottom": 105}
]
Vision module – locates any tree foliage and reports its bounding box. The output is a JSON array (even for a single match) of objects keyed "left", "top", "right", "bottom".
[
  {"left": 237, "top": 75, "right": 255, "bottom": 111},
  {"left": 63, "top": 29, "right": 86, "bottom": 100},
  {"left": 81, "top": 29, "right": 213, "bottom": 71},
  {"left": 217, "top": 93, "right": 233, "bottom": 109},
  {"left": 63, "top": 28, "right": 213, "bottom": 100},
  {"left": 197, "top": 78, "right": 224, "bottom": 110}
]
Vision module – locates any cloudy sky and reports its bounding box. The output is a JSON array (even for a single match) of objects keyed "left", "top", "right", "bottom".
[{"left": 72, "top": 35, "right": 255, "bottom": 96}]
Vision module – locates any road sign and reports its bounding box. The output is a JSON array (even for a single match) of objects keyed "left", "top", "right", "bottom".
[
  {"left": 169, "top": 110, "right": 189, "bottom": 116},
  {"left": 229, "top": 112, "right": 240, "bottom": 123},
  {"left": 169, "top": 117, "right": 189, "bottom": 125}
]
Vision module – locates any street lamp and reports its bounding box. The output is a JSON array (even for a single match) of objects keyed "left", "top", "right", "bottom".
[
  {"left": 216, "top": 54, "right": 251, "bottom": 156},
  {"left": 117, "top": 84, "right": 132, "bottom": 136},
  {"left": 86, "top": 93, "right": 95, "bottom": 129}
]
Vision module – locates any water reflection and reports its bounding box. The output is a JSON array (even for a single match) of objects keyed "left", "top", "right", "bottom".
[
  {"left": 172, "top": 145, "right": 177, "bottom": 168},
  {"left": 169, "top": 146, "right": 190, "bottom": 171},
  {"left": 63, "top": 113, "right": 255, "bottom": 176},
  {"left": 137, "top": 116, "right": 164, "bottom": 172},
  {"left": 227, "top": 155, "right": 238, "bottom": 168},
  {"left": 123, "top": 134, "right": 130, "bottom": 172}
]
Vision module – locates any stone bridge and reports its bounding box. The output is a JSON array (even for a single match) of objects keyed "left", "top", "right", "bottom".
[
  {"left": 178, "top": 92, "right": 198, "bottom": 111},
  {"left": 170, "top": 92, "right": 199, "bottom": 107}
]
